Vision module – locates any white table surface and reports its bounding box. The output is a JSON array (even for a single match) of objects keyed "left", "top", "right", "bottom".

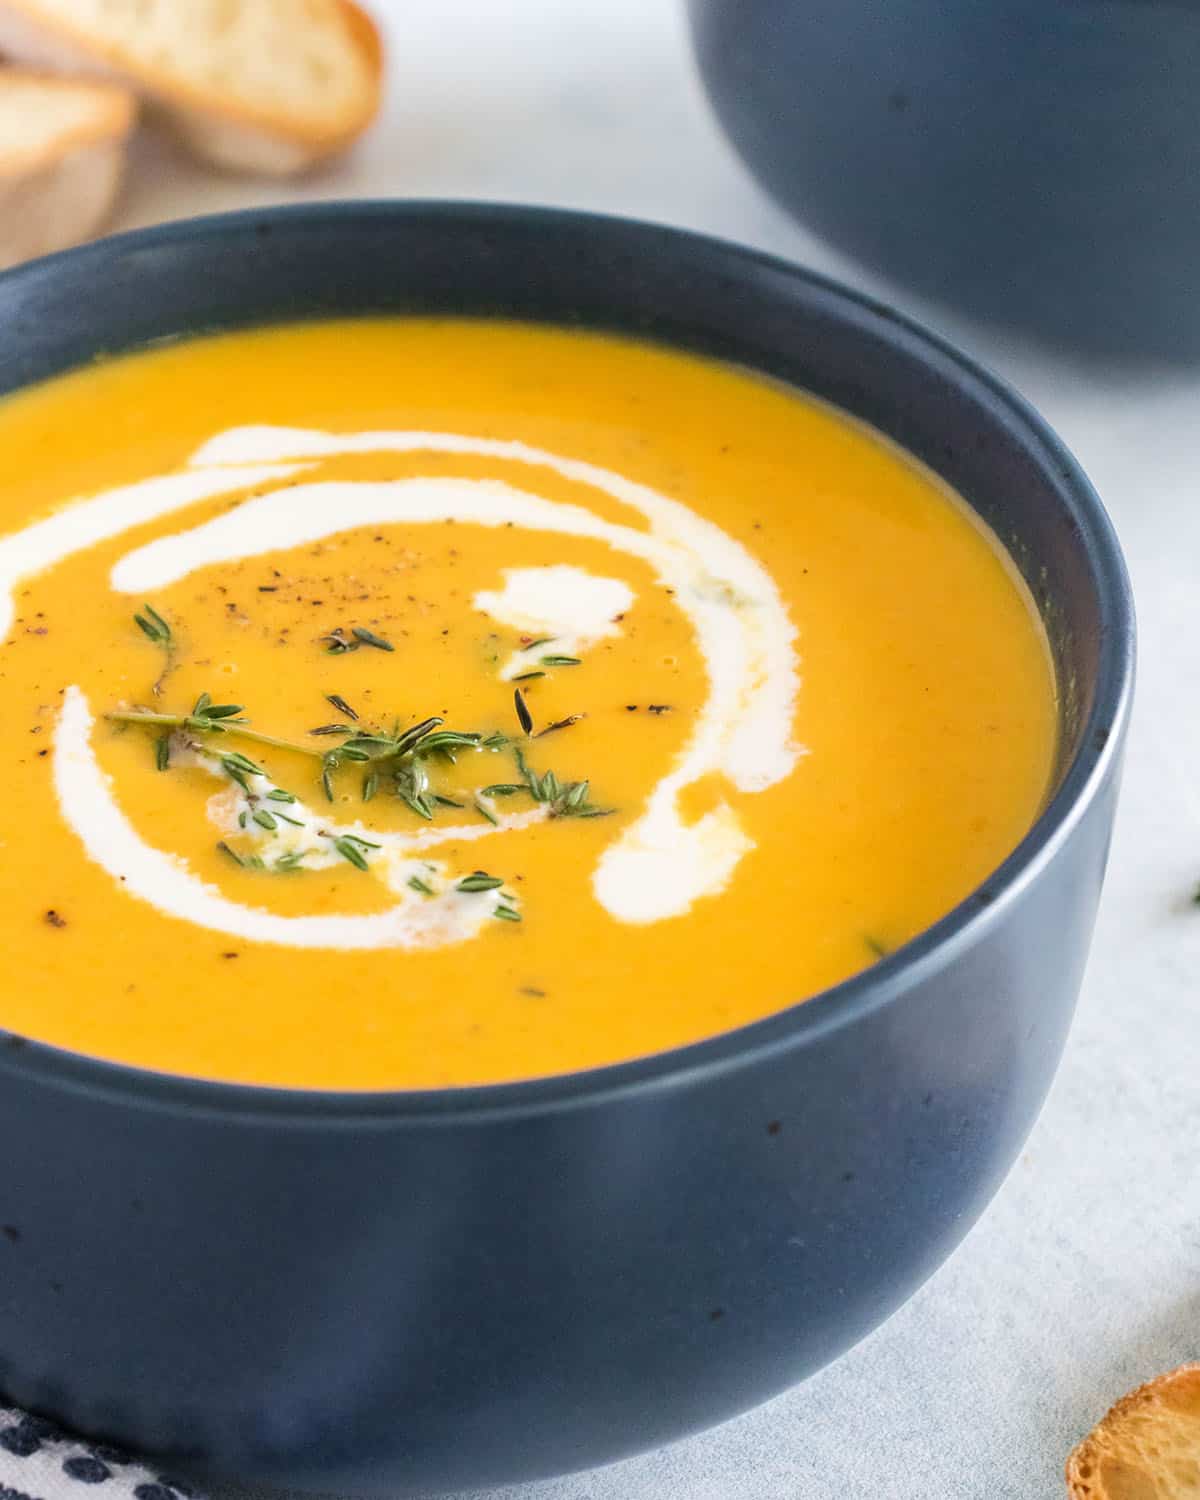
[{"left": 110, "top": 3, "right": 1200, "bottom": 1496}]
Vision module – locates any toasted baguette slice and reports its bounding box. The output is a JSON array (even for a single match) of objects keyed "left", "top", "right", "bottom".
[
  {"left": 0, "top": 0, "right": 382, "bottom": 175},
  {"left": 1066, "top": 1364, "right": 1200, "bottom": 1498},
  {"left": 0, "top": 68, "right": 135, "bottom": 270}
]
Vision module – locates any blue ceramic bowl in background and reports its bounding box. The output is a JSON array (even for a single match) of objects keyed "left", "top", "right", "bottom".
[
  {"left": 0, "top": 204, "right": 1133, "bottom": 1494},
  {"left": 689, "top": 0, "right": 1200, "bottom": 360}
]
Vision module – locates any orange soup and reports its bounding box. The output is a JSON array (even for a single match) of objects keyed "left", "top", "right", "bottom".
[{"left": 0, "top": 320, "right": 1056, "bottom": 1088}]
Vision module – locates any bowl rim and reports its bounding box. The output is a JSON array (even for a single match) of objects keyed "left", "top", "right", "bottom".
[{"left": 0, "top": 199, "right": 1136, "bottom": 1122}]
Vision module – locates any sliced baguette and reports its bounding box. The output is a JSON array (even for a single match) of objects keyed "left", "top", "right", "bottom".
[
  {"left": 1067, "top": 1364, "right": 1200, "bottom": 1498},
  {"left": 0, "top": 0, "right": 382, "bottom": 176},
  {"left": 0, "top": 68, "right": 134, "bottom": 269}
]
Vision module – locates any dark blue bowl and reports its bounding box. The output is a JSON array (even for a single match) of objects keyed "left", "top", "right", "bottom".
[
  {"left": 0, "top": 203, "right": 1133, "bottom": 1494},
  {"left": 689, "top": 0, "right": 1200, "bottom": 360}
]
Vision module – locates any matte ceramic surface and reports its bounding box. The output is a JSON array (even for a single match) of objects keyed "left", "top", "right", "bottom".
[
  {"left": 689, "top": 0, "right": 1200, "bottom": 359},
  {"left": 0, "top": 204, "right": 1133, "bottom": 1494}
]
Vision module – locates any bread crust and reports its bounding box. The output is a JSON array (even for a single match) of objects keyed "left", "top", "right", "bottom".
[
  {"left": 0, "top": 0, "right": 382, "bottom": 173},
  {"left": 1066, "top": 1363, "right": 1200, "bottom": 1499},
  {"left": 0, "top": 67, "right": 134, "bottom": 174}
]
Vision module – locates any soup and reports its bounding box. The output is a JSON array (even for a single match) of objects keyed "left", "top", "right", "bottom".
[{"left": 0, "top": 319, "right": 1056, "bottom": 1089}]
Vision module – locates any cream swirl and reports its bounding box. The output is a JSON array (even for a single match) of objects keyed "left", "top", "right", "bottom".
[{"left": 23, "top": 426, "right": 803, "bottom": 949}]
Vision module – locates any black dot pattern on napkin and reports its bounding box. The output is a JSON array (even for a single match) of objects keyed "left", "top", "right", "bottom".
[
  {"left": 0, "top": 1405, "right": 203, "bottom": 1500},
  {"left": 61, "top": 1457, "right": 111, "bottom": 1484},
  {"left": 0, "top": 1431, "right": 40, "bottom": 1461}
]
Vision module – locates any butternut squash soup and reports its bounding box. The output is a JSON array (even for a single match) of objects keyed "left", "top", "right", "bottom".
[{"left": 0, "top": 320, "right": 1056, "bottom": 1089}]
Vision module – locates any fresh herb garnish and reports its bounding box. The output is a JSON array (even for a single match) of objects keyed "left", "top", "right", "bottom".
[
  {"left": 333, "top": 836, "right": 370, "bottom": 870},
  {"left": 113, "top": 608, "right": 612, "bottom": 917},
  {"left": 110, "top": 696, "right": 495, "bottom": 817},
  {"left": 511, "top": 670, "right": 546, "bottom": 683},
  {"left": 133, "top": 604, "right": 175, "bottom": 696},
  {"left": 134, "top": 603, "right": 171, "bottom": 646},
  {"left": 512, "top": 745, "right": 612, "bottom": 819},
  {"left": 109, "top": 695, "right": 315, "bottom": 760},
  {"left": 320, "top": 757, "right": 338, "bottom": 802},
  {"left": 352, "top": 626, "right": 394, "bottom": 652},
  {"left": 223, "top": 750, "right": 265, "bottom": 777},
  {"left": 220, "top": 756, "right": 253, "bottom": 793},
  {"left": 216, "top": 840, "right": 264, "bottom": 870},
  {"left": 322, "top": 625, "right": 397, "bottom": 655}
]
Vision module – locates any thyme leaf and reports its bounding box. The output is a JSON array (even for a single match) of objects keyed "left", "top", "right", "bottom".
[
  {"left": 352, "top": 626, "right": 394, "bottom": 652},
  {"left": 326, "top": 693, "right": 359, "bottom": 721},
  {"left": 133, "top": 604, "right": 175, "bottom": 696}
]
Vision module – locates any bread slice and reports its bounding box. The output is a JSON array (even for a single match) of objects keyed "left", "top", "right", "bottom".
[
  {"left": 1066, "top": 1364, "right": 1200, "bottom": 1498},
  {"left": 0, "top": 0, "right": 382, "bottom": 175},
  {"left": 0, "top": 68, "right": 135, "bottom": 270}
]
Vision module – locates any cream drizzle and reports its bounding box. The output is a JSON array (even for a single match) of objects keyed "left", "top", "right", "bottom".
[
  {"left": 0, "top": 463, "right": 307, "bottom": 638},
  {"left": 27, "top": 426, "right": 803, "bottom": 948},
  {"left": 473, "top": 565, "right": 634, "bottom": 679}
]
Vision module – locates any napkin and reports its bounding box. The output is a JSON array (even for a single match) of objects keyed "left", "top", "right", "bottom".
[{"left": 0, "top": 1406, "right": 201, "bottom": 1500}]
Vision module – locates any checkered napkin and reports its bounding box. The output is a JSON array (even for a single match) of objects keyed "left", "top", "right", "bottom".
[{"left": 0, "top": 1408, "right": 200, "bottom": 1500}]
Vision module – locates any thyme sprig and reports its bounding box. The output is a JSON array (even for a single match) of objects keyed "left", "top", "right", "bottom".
[
  {"left": 134, "top": 603, "right": 171, "bottom": 647},
  {"left": 133, "top": 604, "right": 175, "bottom": 697},
  {"left": 109, "top": 693, "right": 512, "bottom": 816},
  {"left": 109, "top": 694, "right": 325, "bottom": 761}
]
